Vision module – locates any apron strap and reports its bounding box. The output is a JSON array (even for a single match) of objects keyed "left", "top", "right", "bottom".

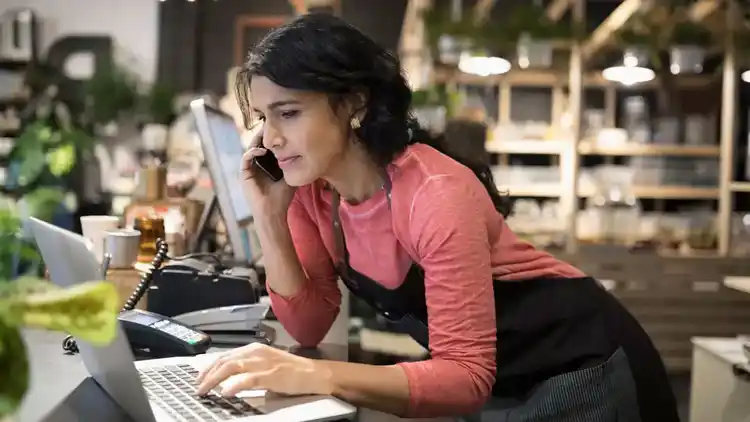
[{"left": 331, "top": 168, "right": 392, "bottom": 270}]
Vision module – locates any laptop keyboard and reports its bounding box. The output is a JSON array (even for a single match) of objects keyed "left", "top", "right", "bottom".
[{"left": 139, "top": 364, "right": 262, "bottom": 421}]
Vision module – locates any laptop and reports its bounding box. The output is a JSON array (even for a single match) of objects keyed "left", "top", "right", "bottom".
[{"left": 28, "top": 217, "right": 356, "bottom": 422}]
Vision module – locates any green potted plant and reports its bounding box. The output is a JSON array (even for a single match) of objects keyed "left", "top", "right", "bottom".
[
  {"left": 506, "top": 3, "right": 572, "bottom": 69},
  {"left": 139, "top": 83, "right": 177, "bottom": 152},
  {"left": 0, "top": 207, "right": 120, "bottom": 420},
  {"left": 4, "top": 114, "right": 94, "bottom": 223},
  {"left": 422, "top": 2, "right": 575, "bottom": 69},
  {"left": 84, "top": 60, "right": 140, "bottom": 135},
  {"left": 412, "top": 87, "right": 451, "bottom": 134},
  {"left": 422, "top": 7, "right": 479, "bottom": 65}
]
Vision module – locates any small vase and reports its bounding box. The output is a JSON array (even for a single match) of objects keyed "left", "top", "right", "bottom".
[
  {"left": 669, "top": 45, "right": 705, "bottom": 74},
  {"left": 437, "top": 35, "right": 469, "bottom": 65},
  {"left": 517, "top": 33, "right": 553, "bottom": 69}
]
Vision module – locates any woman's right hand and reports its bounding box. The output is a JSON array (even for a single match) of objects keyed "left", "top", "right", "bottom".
[{"left": 241, "top": 129, "right": 295, "bottom": 218}]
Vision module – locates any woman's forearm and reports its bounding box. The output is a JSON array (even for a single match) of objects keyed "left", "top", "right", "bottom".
[
  {"left": 314, "top": 361, "right": 411, "bottom": 416},
  {"left": 254, "top": 213, "right": 308, "bottom": 297},
  {"left": 256, "top": 208, "right": 343, "bottom": 347}
]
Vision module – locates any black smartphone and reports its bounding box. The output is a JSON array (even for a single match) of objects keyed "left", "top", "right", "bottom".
[{"left": 253, "top": 152, "right": 284, "bottom": 182}]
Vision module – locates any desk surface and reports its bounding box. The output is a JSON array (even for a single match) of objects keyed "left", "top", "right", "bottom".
[
  {"left": 692, "top": 336, "right": 747, "bottom": 366},
  {"left": 16, "top": 329, "right": 349, "bottom": 422}
]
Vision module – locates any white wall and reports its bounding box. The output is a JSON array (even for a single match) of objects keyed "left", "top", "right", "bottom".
[{"left": 1, "top": 0, "right": 159, "bottom": 82}]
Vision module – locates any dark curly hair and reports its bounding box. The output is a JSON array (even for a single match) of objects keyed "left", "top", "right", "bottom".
[{"left": 236, "top": 13, "right": 510, "bottom": 217}]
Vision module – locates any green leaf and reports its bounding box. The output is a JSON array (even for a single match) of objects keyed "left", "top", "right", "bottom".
[
  {"left": 46, "top": 143, "right": 76, "bottom": 177},
  {"left": 0, "top": 281, "right": 120, "bottom": 347},
  {"left": 85, "top": 60, "right": 140, "bottom": 124},
  {"left": 15, "top": 145, "right": 45, "bottom": 187},
  {"left": 62, "top": 128, "right": 95, "bottom": 153},
  {"left": 0, "top": 322, "right": 28, "bottom": 418},
  {"left": 0, "top": 276, "right": 52, "bottom": 301},
  {"left": 22, "top": 187, "right": 67, "bottom": 221}
]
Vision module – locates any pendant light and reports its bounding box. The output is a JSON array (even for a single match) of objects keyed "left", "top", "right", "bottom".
[
  {"left": 458, "top": 52, "right": 511, "bottom": 76},
  {"left": 456, "top": 0, "right": 510, "bottom": 76},
  {"left": 602, "top": 48, "right": 655, "bottom": 86}
]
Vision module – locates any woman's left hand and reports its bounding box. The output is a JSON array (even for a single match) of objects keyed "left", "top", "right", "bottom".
[{"left": 195, "top": 343, "right": 333, "bottom": 397}]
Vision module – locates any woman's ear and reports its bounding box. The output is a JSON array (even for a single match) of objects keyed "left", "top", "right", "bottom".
[{"left": 346, "top": 91, "right": 368, "bottom": 123}]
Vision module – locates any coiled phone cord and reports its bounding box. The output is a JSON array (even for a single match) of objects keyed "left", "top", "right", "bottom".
[{"left": 62, "top": 239, "right": 169, "bottom": 354}]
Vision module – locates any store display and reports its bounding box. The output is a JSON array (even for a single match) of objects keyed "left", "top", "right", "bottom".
[
  {"left": 0, "top": 9, "right": 36, "bottom": 62},
  {"left": 623, "top": 96, "right": 651, "bottom": 144},
  {"left": 585, "top": 180, "right": 641, "bottom": 246}
]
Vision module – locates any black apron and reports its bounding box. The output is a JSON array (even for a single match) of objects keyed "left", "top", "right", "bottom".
[{"left": 330, "top": 175, "right": 679, "bottom": 422}]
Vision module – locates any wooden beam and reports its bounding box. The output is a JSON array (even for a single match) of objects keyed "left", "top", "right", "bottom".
[
  {"left": 432, "top": 67, "right": 719, "bottom": 88},
  {"left": 582, "top": 0, "right": 654, "bottom": 60},
  {"left": 473, "top": 0, "right": 497, "bottom": 24},
  {"left": 686, "top": 0, "right": 723, "bottom": 22},
  {"left": 718, "top": 0, "right": 738, "bottom": 256},
  {"left": 546, "top": 0, "right": 572, "bottom": 22},
  {"left": 399, "top": 0, "right": 433, "bottom": 90},
  {"left": 582, "top": 0, "right": 724, "bottom": 60}
]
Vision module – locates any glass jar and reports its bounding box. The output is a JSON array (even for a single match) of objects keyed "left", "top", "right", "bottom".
[
  {"left": 586, "top": 183, "right": 641, "bottom": 246},
  {"left": 134, "top": 216, "right": 166, "bottom": 263}
]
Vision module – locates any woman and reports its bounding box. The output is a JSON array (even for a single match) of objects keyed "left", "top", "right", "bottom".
[{"left": 196, "top": 13, "right": 680, "bottom": 421}]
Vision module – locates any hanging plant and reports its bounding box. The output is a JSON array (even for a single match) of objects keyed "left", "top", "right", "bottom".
[
  {"left": 421, "top": 3, "right": 580, "bottom": 67},
  {"left": 412, "top": 85, "right": 460, "bottom": 117},
  {"left": 504, "top": 3, "right": 573, "bottom": 42},
  {"left": 422, "top": 7, "right": 484, "bottom": 64},
  {"left": 670, "top": 22, "right": 713, "bottom": 47},
  {"left": 140, "top": 83, "right": 177, "bottom": 126},
  {"left": 616, "top": 27, "right": 653, "bottom": 49}
]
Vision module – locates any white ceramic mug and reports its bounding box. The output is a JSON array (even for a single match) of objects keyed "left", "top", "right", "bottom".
[
  {"left": 103, "top": 229, "right": 141, "bottom": 269},
  {"left": 80, "top": 215, "right": 120, "bottom": 262}
]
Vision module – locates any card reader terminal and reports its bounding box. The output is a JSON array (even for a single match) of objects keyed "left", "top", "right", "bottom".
[{"left": 119, "top": 309, "right": 212, "bottom": 356}]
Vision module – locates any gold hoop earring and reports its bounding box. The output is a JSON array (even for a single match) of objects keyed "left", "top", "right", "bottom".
[{"left": 350, "top": 116, "right": 361, "bottom": 130}]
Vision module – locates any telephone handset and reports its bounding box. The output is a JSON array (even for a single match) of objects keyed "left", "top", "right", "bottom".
[
  {"left": 62, "top": 239, "right": 212, "bottom": 357},
  {"left": 253, "top": 150, "right": 283, "bottom": 182}
]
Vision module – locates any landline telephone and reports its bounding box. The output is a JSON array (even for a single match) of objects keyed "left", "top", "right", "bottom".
[{"left": 62, "top": 239, "right": 212, "bottom": 357}]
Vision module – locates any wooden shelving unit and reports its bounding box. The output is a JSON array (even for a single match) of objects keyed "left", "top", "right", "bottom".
[
  {"left": 414, "top": 0, "right": 743, "bottom": 253},
  {"left": 399, "top": 0, "right": 750, "bottom": 370}
]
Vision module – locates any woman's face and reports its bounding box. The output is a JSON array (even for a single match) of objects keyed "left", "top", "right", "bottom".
[{"left": 249, "top": 76, "right": 351, "bottom": 186}]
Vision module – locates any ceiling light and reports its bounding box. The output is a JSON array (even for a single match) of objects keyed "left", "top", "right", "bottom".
[
  {"left": 742, "top": 70, "right": 750, "bottom": 83},
  {"left": 602, "top": 66, "right": 655, "bottom": 86},
  {"left": 602, "top": 48, "right": 655, "bottom": 86},
  {"left": 458, "top": 53, "right": 511, "bottom": 77}
]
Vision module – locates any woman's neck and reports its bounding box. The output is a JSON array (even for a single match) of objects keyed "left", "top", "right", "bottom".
[{"left": 324, "top": 144, "right": 384, "bottom": 204}]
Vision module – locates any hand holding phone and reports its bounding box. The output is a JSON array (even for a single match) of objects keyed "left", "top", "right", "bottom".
[{"left": 242, "top": 124, "right": 283, "bottom": 183}]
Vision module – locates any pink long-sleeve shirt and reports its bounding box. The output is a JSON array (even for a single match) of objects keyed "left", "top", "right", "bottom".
[{"left": 268, "top": 143, "right": 584, "bottom": 417}]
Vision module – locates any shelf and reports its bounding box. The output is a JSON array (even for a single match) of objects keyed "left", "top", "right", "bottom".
[
  {"left": 579, "top": 143, "right": 721, "bottom": 157},
  {"left": 724, "top": 276, "right": 750, "bottom": 294},
  {"left": 730, "top": 182, "right": 750, "bottom": 193},
  {"left": 585, "top": 186, "right": 718, "bottom": 199},
  {"left": 487, "top": 140, "right": 720, "bottom": 157},
  {"left": 487, "top": 140, "right": 566, "bottom": 155},
  {"left": 501, "top": 184, "right": 718, "bottom": 199},
  {"left": 432, "top": 68, "right": 717, "bottom": 88},
  {"left": 0, "top": 59, "right": 30, "bottom": 71},
  {"left": 499, "top": 184, "right": 562, "bottom": 197}
]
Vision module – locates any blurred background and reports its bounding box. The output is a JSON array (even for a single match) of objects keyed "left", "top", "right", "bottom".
[{"left": 6, "top": 1, "right": 750, "bottom": 420}]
